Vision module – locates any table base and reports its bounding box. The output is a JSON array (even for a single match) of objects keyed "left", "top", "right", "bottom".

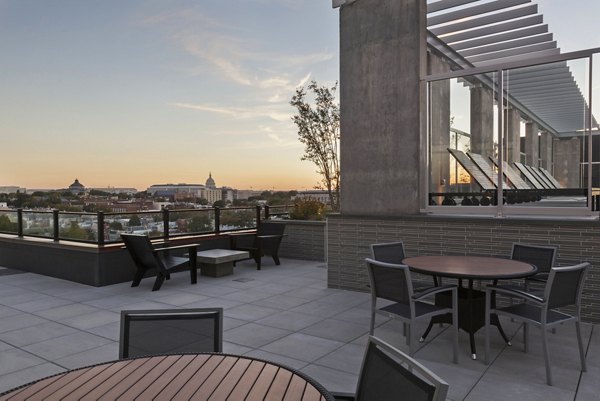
[
  {"left": 200, "top": 261, "right": 234, "bottom": 277},
  {"left": 421, "top": 287, "right": 511, "bottom": 359}
]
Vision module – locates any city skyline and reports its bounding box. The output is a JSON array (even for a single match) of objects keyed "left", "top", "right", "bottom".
[{"left": 1, "top": 0, "right": 598, "bottom": 190}]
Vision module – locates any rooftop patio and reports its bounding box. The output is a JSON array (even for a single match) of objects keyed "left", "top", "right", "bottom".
[{"left": 0, "top": 258, "right": 598, "bottom": 401}]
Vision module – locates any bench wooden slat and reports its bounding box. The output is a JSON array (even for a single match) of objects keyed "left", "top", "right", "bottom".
[
  {"left": 224, "top": 360, "right": 266, "bottom": 399},
  {"left": 145, "top": 354, "right": 211, "bottom": 400},
  {"left": 207, "top": 357, "right": 252, "bottom": 401},
  {"left": 265, "top": 367, "right": 293, "bottom": 401}
]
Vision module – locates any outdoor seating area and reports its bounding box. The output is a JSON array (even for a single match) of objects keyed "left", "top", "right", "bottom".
[{"left": 0, "top": 258, "right": 598, "bottom": 400}]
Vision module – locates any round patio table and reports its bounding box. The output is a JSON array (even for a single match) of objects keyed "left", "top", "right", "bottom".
[
  {"left": 402, "top": 255, "right": 537, "bottom": 360},
  {"left": 0, "top": 353, "right": 335, "bottom": 401}
]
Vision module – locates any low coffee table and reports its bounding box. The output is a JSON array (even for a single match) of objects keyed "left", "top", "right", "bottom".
[{"left": 196, "top": 249, "right": 249, "bottom": 277}]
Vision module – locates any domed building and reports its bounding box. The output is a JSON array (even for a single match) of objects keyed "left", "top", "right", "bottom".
[
  {"left": 68, "top": 178, "right": 85, "bottom": 194},
  {"left": 205, "top": 172, "right": 216, "bottom": 189}
]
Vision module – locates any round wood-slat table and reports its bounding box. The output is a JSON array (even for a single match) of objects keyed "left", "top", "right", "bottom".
[
  {"left": 402, "top": 256, "right": 537, "bottom": 360},
  {"left": 0, "top": 354, "right": 335, "bottom": 401}
]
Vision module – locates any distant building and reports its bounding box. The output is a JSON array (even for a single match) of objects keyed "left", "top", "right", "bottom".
[
  {"left": 292, "top": 190, "right": 332, "bottom": 204},
  {"left": 222, "top": 187, "right": 236, "bottom": 203},
  {"left": 205, "top": 172, "right": 216, "bottom": 189},
  {"left": 0, "top": 186, "right": 26, "bottom": 194},
  {"left": 68, "top": 178, "right": 85, "bottom": 194},
  {"left": 147, "top": 184, "right": 204, "bottom": 197},
  {"left": 236, "top": 189, "right": 262, "bottom": 200},
  {"left": 91, "top": 187, "right": 138, "bottom": 195}
]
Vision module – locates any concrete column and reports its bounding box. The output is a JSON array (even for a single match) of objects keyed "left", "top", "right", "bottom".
[
  {"left": 554, "top": 137, "right": 582, "bottom": 188},
  {"left": 339, "top": 0, "right": 426, "bottom": 215},
  {"left": 505, "top": 107, "right": 521, "bottom": 164},
  {"left": 429, "top": 53, "right": 450, "bottom": 193},
  {"left": 539, "top": 131, "right": 553, "bottom": 170},
  {"left": 470, "top": 86, "right": 494, "bottom": 158},
  {"left": 525, "top": 122, "right": 539, "bottom": 167}
]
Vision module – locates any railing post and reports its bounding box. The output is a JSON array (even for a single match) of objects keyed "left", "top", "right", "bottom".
[
  {"left": 264, "top": 205, "right": 270, "bottom": 220},
  {"left": 53, "top": 209, "right": 59, "bottom": 241},
  {"left": 256, "top": 205, "right": 262, "bottom": 227},
  {"left": 97, "top": 211, "right": 105, "bottom": 246},
  {"left": 162, "top": 208, "right": 170, "bottom": 241},
  {"left": 17, "top": 208, "right": 23, "bottom": 237},
  {"left": 214, "top": 207, "right": 220, "bottom": 234}
]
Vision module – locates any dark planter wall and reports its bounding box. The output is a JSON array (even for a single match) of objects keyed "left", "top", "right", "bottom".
[
  {"left": 272, "top": 220, "right": 326, "bottom": 262},
  {"left": 327, "top": 214, "right": 600, "bottom": 323}
]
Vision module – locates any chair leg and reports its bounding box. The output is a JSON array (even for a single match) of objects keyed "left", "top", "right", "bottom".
[
  {"left": 369, "top": 310, "right": 375, "bottom": 336},
  {"left": 272, "top": 254, "right": 281, "bottom": 266},
  {"left": 575, "top": 320, "right": 587, "bottom": 372},
  {"left": 523, "top": 323, "right": 528, "bottom": 353},
  {"left": 408, "top": 323, "right": 414, "bottom": 356},
  {"left": 541, "top": 326, "right": 552, "bottom": 385},
  {"left": 152, "top": 274, "right": 166, "bottom": 291},
  {"left": 131, "top": 268, "right": 145, "bottom": 287}
]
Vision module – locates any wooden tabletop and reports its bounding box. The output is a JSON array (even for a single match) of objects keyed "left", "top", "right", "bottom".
[
  {"left": 0, "top": 354, "right": 334, "bottom": 401},
  {"left": 402, "top": 255, "right": 537, "bottom": 280}
]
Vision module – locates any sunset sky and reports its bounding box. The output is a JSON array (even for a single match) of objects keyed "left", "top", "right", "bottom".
[{"left": 1, "top": 0, "right": 598, "bottom": 191}]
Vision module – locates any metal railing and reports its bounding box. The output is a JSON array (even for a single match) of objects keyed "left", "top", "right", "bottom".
[{"left": 0, "top": 205, "right": 293, "bottom": 246}]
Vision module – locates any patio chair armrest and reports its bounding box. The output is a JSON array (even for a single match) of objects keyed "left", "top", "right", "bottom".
[
  {"left": 329, "top": 392, "right": 355, "bottom": 401},
  {"left": 256, "top": 234, "right": 287, "bottom": 240},
  {"left": 525, "top": 273, "right": 549, "bottom": 282},
  {"left": 153, "top": 243, "right": 201, "bottom": 252},
  {"left": 485, "top": 284, "right": 545, "bottom": 304},
  {"left": 412, "top": 284, "right": 457, "bottom": 300}
]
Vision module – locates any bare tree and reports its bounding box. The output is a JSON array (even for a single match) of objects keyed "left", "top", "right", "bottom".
[{"left": 290, "top": 81, "right": 340, "bottom": 211}]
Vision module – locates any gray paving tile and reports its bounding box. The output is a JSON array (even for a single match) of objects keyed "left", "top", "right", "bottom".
[
  {"left": 0, "top": 313, "right": 49, "bottom": 334},
  {"left": 260, "top": 333, "right": 345, "bottom": 363},
  {"left": 300, "top": 363, "right": 358, "bottom": 394},
  {"left": 301, "top": 319, "right": 368, "bottom": 342},
  {"left": 313, "top": 343, "right": 365, "bottom": 374},
  {"left": 109, "top": 300, "right": 175, "bottom": 312},
  {"left": 10, "top": 297, "right": 73, "bottom": 313},
  {"left": 54, "top": 342, "right": 119, "bottom": 370},
  {"left": 256, "top": 311, "right": 324, "bottom": 331},
  {"left": 252, "top": 294, "right": 311, "bottom": 310},
  {"left": 180, "top": 298, "right": 243, "bottom": 310},
  {"left": 224, "top": 323, "right": 291, "bottom": 348},
  {"left": 0, "top": 362, "right": 66, "bottom": 394},
  {"left": 0, "top": 292, "right": 51, "bottom": 307},
  {"left": 23, "top": 332, "right": 113, "bottom": 360},
  {"left": 0, "top": 305, "right": 21, "bottom": 318},
  {"left": 465, "top": 370, "right": 576, "bottom": 401},
  {"left": 0, "top": 340, "right": 14, "bottom": 351},
  {"left": 575, "top": 365, "right": 600, "bottom": 401},
  {"left": 223, "top": 317, "right": 248, "bottom": 331},
  {"left": 33, "top": 303, "right": 101, "bottom": 320},
  {"left": 224, "top": 304, "right": 281, "bottom": 321},
  {"left": 0, "top": 348, "right": 47, "bottom": 376},
  {"left": 222, "top": 342, "right": 253, "bottom": 355},
  {"left": 58, "top": 310, "right": 120, "bottom": 330},
  {"left": 0, "top": 321, "right": 78, "bottom": 347},
  {"left": 244, "top": 350, "right": 309, "bottom": 371},
  {"left": 289, "top": 300, "right": 353, "bottom": 319},
  {"left": 83, "top": 295, "right": 147, "bottom": 309},
  {"left": 153, "top": 292, "right": 209, "bottom": 306},
  {"left": 84, "top": 321, "right": 121, "bottom": 341}
]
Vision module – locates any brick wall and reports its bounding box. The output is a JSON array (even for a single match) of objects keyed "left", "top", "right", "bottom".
[
  {"left": 327, "top": 214, "right": 600, "bottom": 323},
  {"left": 275, "top": 220, "right": 326, "bottom": 262}
]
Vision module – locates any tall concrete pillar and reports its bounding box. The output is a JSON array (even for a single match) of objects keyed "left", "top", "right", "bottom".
[
  {"left": 429, "top": 53, "right": 450, "bottom": 193},
  {"left": 339, "top": 0, "right": 426, "bottom": 215},
  {"left": 554, "top": 137, "right": 581, "bottom": 188},
  {"left": 505, "top": 107, "right": 521, "bottom": 164},
  {"left": 470, "top": 86, "right": 494, "bottom": 158},
  {"left": 539, "top": 131, "right": 553, "bottom": 170},
  {"left": 525, "top": 122, "right": 539, "bottom": 167}
]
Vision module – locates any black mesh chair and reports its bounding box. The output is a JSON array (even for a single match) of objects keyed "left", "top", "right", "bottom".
[
  {"left": 119, "top": 308, "right": 223, "bottom": 359},
  {"left": 511, "top": 243, "right": 557, "bottom": 288},
  {"left": 484, "top": 263, "right": 589, "bottom": 385},
  {"left": 121, "top": 234, "right": 199, "bottom": 291},
  {"left": 371, "top": 242, "right": 406, "bottom": 264},
  {"left": 229, "top": 222, "right": 286, "bottom": 270},
  {"left": 333, "top": 336, "right": 449, "bottom": 401},
  {"left": 366, "top": 258, "right": 459, "bottom": 363}
]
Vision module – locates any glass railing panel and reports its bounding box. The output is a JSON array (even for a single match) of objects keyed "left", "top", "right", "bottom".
[
  {"left": 169, "top": 209, "right": 215, "bottom": 236},
  {"left": 0, "top": 210, "right": 18, "bottom": 234},
  {"left": 105, "top": 212, "right": 165, "bottom": 240},
  {"left": 21, "top": 211, "right": 53, "bottom": 238},
  {"left": 220, "top": 208, "right": 256, "bottom": 231},
  {"left": 59, "top": 213, "right": 98, "bottom": 242}
]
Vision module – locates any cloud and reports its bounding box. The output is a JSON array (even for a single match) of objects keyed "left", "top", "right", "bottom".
[{"left": 173, "top": 102, "right": 292, "bottom": 122}]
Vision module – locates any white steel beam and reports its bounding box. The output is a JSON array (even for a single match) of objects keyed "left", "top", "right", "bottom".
[
  {"left": 428, "top": 0, "right": 531, "bottom": 27},
  {"left": 461, "top": 33, "right": 554, "bottom": 57},
  {"left": 441, "top": 14, "right": 542, "bottom": 42},
  {"left": 427, "top": 0, "right": 479, "bottom": 13},
  {"left": 431, "top": 5, "right": 537, "bottom": 35},
  {"left": 451, "top": 25, "right": 548, "bottom": 50}
]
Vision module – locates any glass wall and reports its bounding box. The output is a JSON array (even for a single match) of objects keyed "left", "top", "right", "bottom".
[{"left": 427, "top": 52, "right": 597, "bottom": 215}]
